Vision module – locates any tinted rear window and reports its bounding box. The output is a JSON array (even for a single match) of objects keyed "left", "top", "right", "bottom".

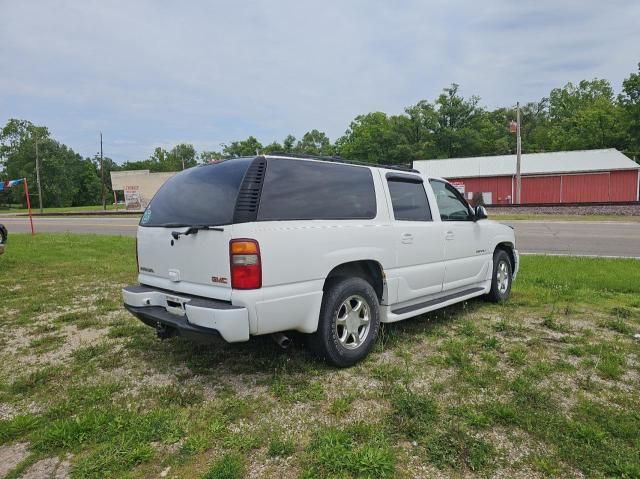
[
  {"left": 387, "top": 180, "right": 432, "bottom": 221},
  {"left": 140, "top": 158, "right": 253, "bottom": 227},
  {"left": 257, "top": 159, "right": 376, "bottom": 221}
]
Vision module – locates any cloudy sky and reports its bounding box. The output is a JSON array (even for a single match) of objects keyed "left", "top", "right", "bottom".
[{"left": 1, "top": 0, "right": 639, "bottom": 163}]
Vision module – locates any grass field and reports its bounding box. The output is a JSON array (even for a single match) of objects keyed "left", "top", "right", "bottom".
[
  {"left": 1, "top": 234, "right": 639, "bottom": 478},
  {"left": 0, "top": 204, "right": 119, "bottom": 214}
]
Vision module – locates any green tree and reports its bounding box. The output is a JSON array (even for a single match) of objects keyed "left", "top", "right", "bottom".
[
  {"left": 336, "top": 112, "right": 408, "bottom": 165},
  {"left": 199, "top": 150, "right": 223, "bottom": 162},
  {"left": 170, "top": 143, "right": 197, "bottom": 170},
  {"left": 282, "top": 134, "right": 296, "bottom": 153},
  {"left": 222, "top": 136, "right": 263, "bottom": 157},
  {"left": 0, "top": 119, "right": 104, "bottom": 208},
  {"left": 403, "top": 100, "right": 438, "bottom": 147},
  {"left": 122, "top": 143, "right": 197, "bottom": 172},
  {"left": 433, "top": 84, "right": 485, "bottom": 158},
  {"left": 262, "top": 141, "right": 284, "bottom": 154},
  {"left": 619, "top": 63, "right": 640, "bottom": 160},
  {"left": 548, "top": 79, "right": 624, "bottom": 150},
  {"left": 296, "top": 130, "right": 334, "bottom": 155},
  {"left": 91, "top": 155, "right": 120, "bottom": 200}
]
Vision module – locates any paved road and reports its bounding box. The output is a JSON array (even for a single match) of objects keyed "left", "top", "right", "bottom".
[
  {"left": 1, "top": 215, "right": 639, "bottom": 258},
  {"left": 0, "top": 216, "right": 139, "bottom": 237}
]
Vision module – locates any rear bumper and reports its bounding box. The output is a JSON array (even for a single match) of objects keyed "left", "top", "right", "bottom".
[{"left": 122, "top": 285, "right": 249, "bottom": 342}]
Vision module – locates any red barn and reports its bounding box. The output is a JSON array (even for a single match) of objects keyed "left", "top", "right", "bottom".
[{"left": 413, "top": 149, "right": 639, "bottom": 205}]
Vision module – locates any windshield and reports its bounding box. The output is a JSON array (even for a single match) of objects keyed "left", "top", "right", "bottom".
[{"left": 140, "top": 158, "right": 254, "bottom": 227}]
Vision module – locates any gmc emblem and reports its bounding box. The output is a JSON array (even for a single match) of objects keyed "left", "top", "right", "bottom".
[{"left": 211, "top": 276, "right": 228, "bottom": 284}]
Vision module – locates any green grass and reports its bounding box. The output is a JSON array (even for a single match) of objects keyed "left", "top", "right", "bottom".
[
  {"left": 267, "top": 436, "right": 295, "bottom": 457},
  {"left": 201, "top": 453, "right": 245, "bottom": 479},
  {"left": 0, "top": 204, "right": 119, "bottom": 214},
  {"left": 0, "top": 233, "right": 639, "bottom": 478},
  {"left": 303, "top": 425, "right": 395, "bottom": 478}
]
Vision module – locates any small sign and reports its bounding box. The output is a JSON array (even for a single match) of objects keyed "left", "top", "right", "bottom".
[
  {"left": 124, "top": 185, "right": 141, "bottom": 210},
  {"left": 450, "top": 182, "right": 465, "bottom": 194}
]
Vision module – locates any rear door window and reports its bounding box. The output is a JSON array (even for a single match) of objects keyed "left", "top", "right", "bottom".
[
  {"left": 257, "top": 159, "right": 376, "bottom": 221},
  {"left": 387, "top": 177, "right": 432, "bottom": 221},
  {"left": 141, "top": 158, "right": 253, "bottom": 227}
]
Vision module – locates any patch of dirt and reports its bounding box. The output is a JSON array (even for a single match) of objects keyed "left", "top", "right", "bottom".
[
  {"left": 247, "top": 452, "right": 301, "bottom": 479},
  {"left": 346, "top": 398, "right": 388, "bottom": 423},
  {"left": 16, "top": 325, "right": 108, "bottom": 367},
  {"left": 0, "top": 402, "right": 43, "bottom": 421},
  {"left": 223, "top": 373, "right": 271, "bottom": 398},
  {"left": 398, "top": 452, "right": 451, "bottom": 479},
  {"left": 481, "top": 428, "right": 549, "bottom": 465},
  {"left": 0, "top": 442, "right": 29, "bottom": 478},
  {"left": 152, "top": 439, "right": 185, "bottom": 455},
  {"left": 19, "top": 455, "right": 71, "bottom": 479},
  {"left": 0, "top": 326, "right": 32, "bottom": 355},
  {"left": 322, "top": 368, "right": 384, "bottom": 402},
  {"left": 491, "top": 468, "right": 547, "bottom": 479}
]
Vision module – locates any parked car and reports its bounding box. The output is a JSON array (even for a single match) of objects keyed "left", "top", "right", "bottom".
[
  {"left": 123, "top": 155, "right": 518, "bottom": 367},
  {"left": 0, "top": 224, "right": 7, "bottom": 255}
]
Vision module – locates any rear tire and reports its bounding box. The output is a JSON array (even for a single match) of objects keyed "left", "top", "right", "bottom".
[
  {"left": 308, "top": 277, "right": 380, "bottom": 367},
  {"left": 488, "top": 249, "right": 512, "bottom": 302},
  {"left": 0, "top": 224, "right": 7, "bottom": 244}
]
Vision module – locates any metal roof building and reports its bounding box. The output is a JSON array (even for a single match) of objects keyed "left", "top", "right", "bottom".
[{"left": 413, "top": 149, "right": 639, "bottom": 204}]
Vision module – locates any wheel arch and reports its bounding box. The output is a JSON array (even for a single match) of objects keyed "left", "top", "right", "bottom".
[
  {"left": 495, "top": 241, "right": 515, "bottom": 272},
  {"left": 323, "top": 260, "right": 386, "bottom": 302}
]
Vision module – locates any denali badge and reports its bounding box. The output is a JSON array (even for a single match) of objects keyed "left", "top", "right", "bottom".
[
  {"left": 140, "top": 266, "right": 155, "bottom": 273},
  {"left": 211, "top": 276, "right": 228, "bottom": 284}
]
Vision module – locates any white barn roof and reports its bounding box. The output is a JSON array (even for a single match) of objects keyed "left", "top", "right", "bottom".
[{"left": 413, "top": 149, "right": 639, "bottom": 179}]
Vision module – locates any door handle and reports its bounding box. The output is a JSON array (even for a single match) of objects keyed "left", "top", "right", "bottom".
[
  {"left": 445, "top": 231, "right": 454, "bottom": 240},
  {"left": 401, "top": 233, "right": 413, "bottom": 244}
]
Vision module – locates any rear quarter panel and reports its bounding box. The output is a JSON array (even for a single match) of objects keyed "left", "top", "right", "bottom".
[{"left": 231, "top": 168, "right": 395, "bottom": 335}]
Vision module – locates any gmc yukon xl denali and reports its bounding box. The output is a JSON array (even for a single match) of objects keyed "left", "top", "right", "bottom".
[{"left": 123, "top": 155, "right": 518, "bottom": 367}]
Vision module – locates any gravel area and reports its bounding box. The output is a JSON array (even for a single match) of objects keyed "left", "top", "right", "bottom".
[{"left": 488, "top": 203, "right": 640, "bottom": 216}]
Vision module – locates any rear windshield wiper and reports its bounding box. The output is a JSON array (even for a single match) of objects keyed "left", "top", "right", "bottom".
[{"left": 167, "top": 225, "right": 225, "bottom": 239}]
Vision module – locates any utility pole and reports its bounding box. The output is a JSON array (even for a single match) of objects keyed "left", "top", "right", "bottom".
[
  {"left": 35, "top": 132, "right": 43, "bottom": 213},
  {"left": 100, "top": 132, "right": 106, "bottom": 210},
  {"left": 515, "top": 102, "right": 522, "bottom": 205}
]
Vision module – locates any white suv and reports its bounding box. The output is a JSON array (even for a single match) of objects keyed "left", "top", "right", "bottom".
[{"left": 123, "top": 155, "right": 518, "bottom": 367}]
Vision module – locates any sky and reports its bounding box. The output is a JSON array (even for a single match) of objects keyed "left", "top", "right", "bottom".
[{"left": 1, "top": 0, "right": 639, "bottom": 163}]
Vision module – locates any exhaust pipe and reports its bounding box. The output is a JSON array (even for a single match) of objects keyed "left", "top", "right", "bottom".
[
  {"left": 271, "top": 332, "right": 291, "bottom": 349},
  {"left": 155, "top": 322, "right": 177, "bottom": 340}
]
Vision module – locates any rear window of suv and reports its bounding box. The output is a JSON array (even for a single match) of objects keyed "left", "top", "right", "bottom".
[
  {"left": 257, "top": 159, "right": 377, "bottom": 221},
  {"left": 140, "top": 158, "right": 253, "bottom": 227}
]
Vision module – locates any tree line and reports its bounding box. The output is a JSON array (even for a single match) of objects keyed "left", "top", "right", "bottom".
[{"left": 1, "top": 63, "right": 638, "bottom": 208}]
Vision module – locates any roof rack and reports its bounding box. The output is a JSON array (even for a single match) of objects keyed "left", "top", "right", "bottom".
[{"left": 263, "top": 152, "right": 419, "bottom": 173}]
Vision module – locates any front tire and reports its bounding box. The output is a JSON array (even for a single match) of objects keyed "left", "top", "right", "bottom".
[
  {"left": 309, "top": 277, "right": 380, "bottom": 367},
  {"left": 488, "top": 249, "right": 512, "bottom": 302}
]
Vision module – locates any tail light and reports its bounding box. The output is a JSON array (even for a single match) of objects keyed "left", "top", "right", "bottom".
[{"left": 229, "top": 239, "right": 262, "bottom": 289}]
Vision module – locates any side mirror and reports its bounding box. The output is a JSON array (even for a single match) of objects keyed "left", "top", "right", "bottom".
[{"left": 474, "top": 205, "right": 488, "bottom": 221}]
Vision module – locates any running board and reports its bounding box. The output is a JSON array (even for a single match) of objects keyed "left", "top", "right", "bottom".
[{"left": 391, "top": 287, "right": 485, "bottom": 315}]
